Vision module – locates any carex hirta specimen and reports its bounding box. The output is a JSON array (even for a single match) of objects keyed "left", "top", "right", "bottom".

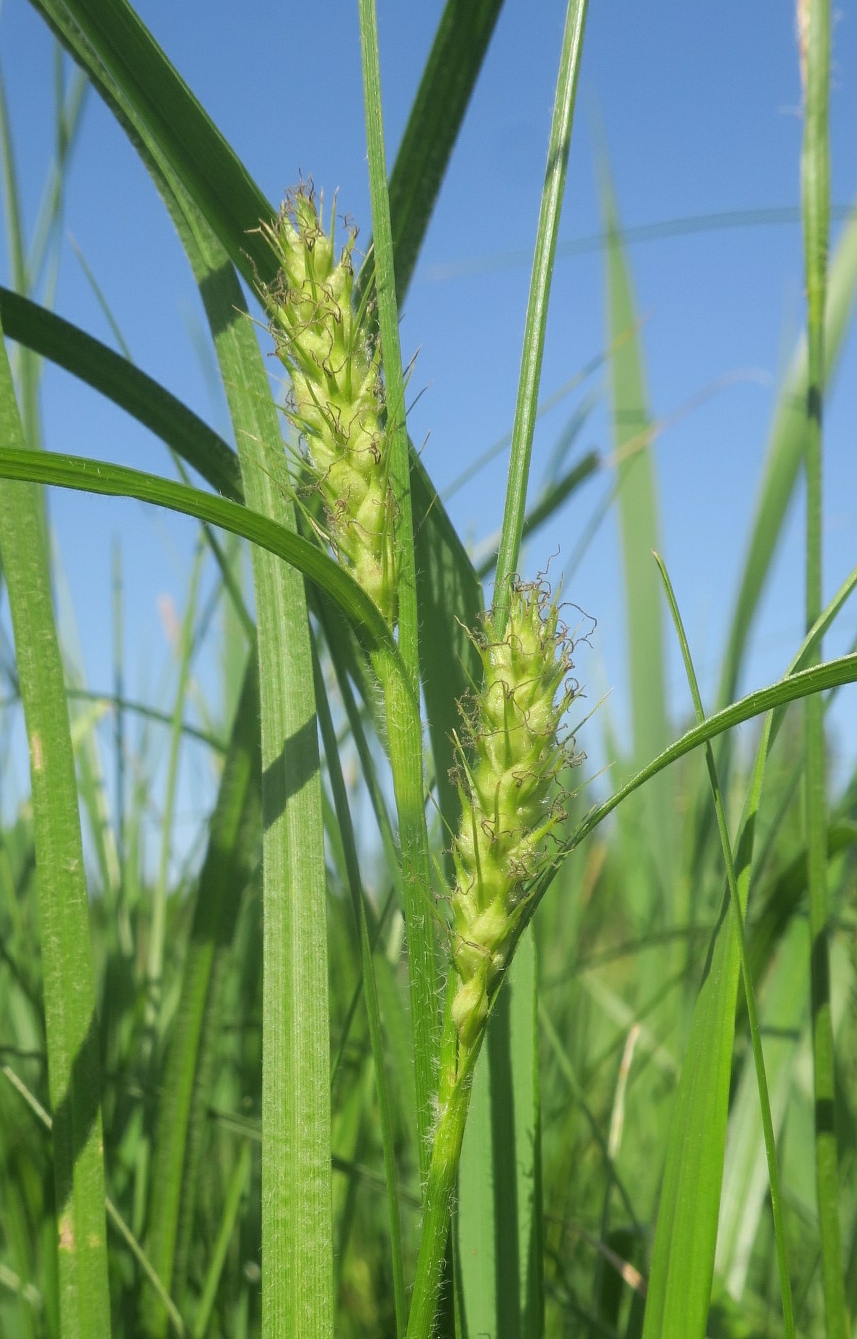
[
  {"left": 449, "top": 578, "right": 580, "bottom": 1059},
  {"left": 259, "top": 181, "right": 399, "bottom": 626}
]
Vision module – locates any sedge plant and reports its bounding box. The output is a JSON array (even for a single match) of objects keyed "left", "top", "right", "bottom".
[{"left": 1, "top": 3, "right": 857, "bottom": 1339}]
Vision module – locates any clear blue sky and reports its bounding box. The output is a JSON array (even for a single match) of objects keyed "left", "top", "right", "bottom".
[{"left": 3, "top": 0, "right": 857, "bottom": 824}]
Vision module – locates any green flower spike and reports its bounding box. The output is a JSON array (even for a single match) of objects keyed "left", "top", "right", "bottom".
[
  {"left": 259, "top": 182, "right": 399, "bottom": 626},
  {"left": 450, "top": 579, "right": 580, "bottom": 1053}
]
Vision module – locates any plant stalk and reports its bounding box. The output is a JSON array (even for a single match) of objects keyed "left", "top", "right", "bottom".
[{"left": 800, "top": 3, "right": 847, "bottom": 1334}]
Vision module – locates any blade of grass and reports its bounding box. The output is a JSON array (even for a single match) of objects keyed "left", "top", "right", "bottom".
[
  {"left": 536, "top": 661, "right": 857, "bottom": 913},
  {"left": 2, "top": 1061, "right": 184, "bottom": 1336},
  {"left": 0, "top": 60, "right": 40, "bottom": 452},
  {"left": 0, "top": 445, "right": 393, "bottom": 653},
  {"left": 717, "top": 197, "right": 857, "bottom": 709},
  {"left": 313, "top": 646, "right": 407, "bottom": 1338},
  {"left": 176, "top": 237, "right": 332, "bottom": 1339},
  {"left": 444, "top": 349, "right": 610, "bottom": 501},
  {"left": 716, "top": 914, "right": 807, "bottom": 1299},
  {"left": 599, "top": 171, "right": 676, "bottom": 942},
  {"left": 26, "top": 60, "right": 88, "bottom": 294},
  {"left": 800, "top": 4, "right": 847, "bottom": 1334},
  {"left": 654, "top": 552, "right": 795, "bottom": 1339},
  {"left": 0, "top": 288, "right": 243, "bottom": 502},
  {"left": 31, "top": 0, "right": 275, "bottom": 285},
  {"left": 600, "top": 172, "right": 668, "bottom": 771},
  {"left": 0, "top": 321, "right": 111, "bottom": 1338},
  {"left": 143, "top": 537, "right": 204, "bottom": 1053},
  {"left": 476, "top": 447, "right": 600, "bottom": 580},
  {"left": 190, "top": 1140, "right": 251, "bottom": 1339},
  {"left": 140, "top": 655, "right": 261, "bottom": 1334}
]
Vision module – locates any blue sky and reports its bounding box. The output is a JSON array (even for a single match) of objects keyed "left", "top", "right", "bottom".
[{"left": 3, "top": 0, "right": 857, "bottom": 826}]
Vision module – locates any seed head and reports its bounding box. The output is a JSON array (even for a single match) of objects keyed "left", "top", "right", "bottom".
[
  {"left": 259, "top": 182, "right": 398, "bottom": 626},
  {"left": 450, "top": 580, "right": 579, "bottom": 1052}
]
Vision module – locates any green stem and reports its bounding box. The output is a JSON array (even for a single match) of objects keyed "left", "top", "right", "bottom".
[
  {"left": 357, "top": 0, "right": 440, "bottom": 1178},
  {"left": 405, "top": 1059, "right": 475, "bottom": 1339},
  {"left": 357, "top": 0, "right": 420, "bottom": 686},
  {"left": 143, "top": 537, "right": 204, "bottom": 1049},
  {"left": 376, "top": 650, "right": 441, "bottom": 1179},
  {"left": 801, "top": 4, "right": 847, "bottom": 1335},
  {"left": 493, "top": 0, "right": 589, "bottom": 629}
]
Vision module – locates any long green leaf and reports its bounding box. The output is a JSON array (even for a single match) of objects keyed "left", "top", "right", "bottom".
[
  {"left": 142, "top": 656, "right": 261, "bottom": 1331},
  {"left": 716, "top": 916, "right": 808, "bottom": 1299},
  {"left": 601, "top": 175, "right": 668, "bottom": 768},
  {"left": 717, "top": 197, "right": 857, "bottom": 707},
  {"left": 313, "top": 649, "right": 406, "bottom": 1337},
  {"left": 600, "top": 171, "right": 677, "bottom": 944},
  {"left": 0, "top": 287, "right": 242, "bottom": 501},
  {"left": 540, "top": 651, "right": 857, "bottom": 899},
  {"left": 800, "top": 4, "right": 847, "bottom": 1335},
  {"left": 654, "top": 553, "right": 795, "bottom": 1338},
  {"left": 0, "top": 445, "right": 393, "bottom": 654},
  {"left": 171, "top": 222, "right": 333, "bottom": 1337},
  {"left": 32, "top": 0, "right": 274, "bottom": 287},
  {"left": 0, "top": 321, "right": 110, "bottom": 1336}
]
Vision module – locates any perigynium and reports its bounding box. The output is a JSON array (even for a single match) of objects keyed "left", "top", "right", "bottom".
[
  {"left": 258, "top": 181, "right": 399, "bottom": 626},
  {"left": 450, "top": 578, "right": 580, "bottom": 1057}
]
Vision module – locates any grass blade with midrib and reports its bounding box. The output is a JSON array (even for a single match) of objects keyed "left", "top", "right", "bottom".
[
  {"left": 313, "top": 648, "right": 407, "bottom": 1337},
  {"left": 0, "top": 445, "right": 393, "bottom": 652},
  {"left": 179, "top": 232, "right": 333, "bottom": 1339},
  {"left": 0, "top": 287, "right": 243, "bottom": 501},
  {"left": 0, "top": 319, "right": 111, "bottom": 1338},
  {"left": 140, "top": 656, "right": 261, "bottom": 1335}
]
